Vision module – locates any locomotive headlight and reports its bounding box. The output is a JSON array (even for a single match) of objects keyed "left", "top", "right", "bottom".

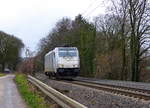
[
  {"left": 59, "top": 64, "right": 64, "bottom": 68},
  {"left": 73, "top": 64, "right": 78, "bottom": 67}
]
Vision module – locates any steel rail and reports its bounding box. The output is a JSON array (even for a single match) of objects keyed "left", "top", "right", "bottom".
[
  {"left": 28, "top": 75, "right": 87, "bottom": 108},
  {"left": 75, "top": 79, "right": 150, "bottom": 94},
  {"left": 70, "top": 80, "right": 150, "bottom": 100}
]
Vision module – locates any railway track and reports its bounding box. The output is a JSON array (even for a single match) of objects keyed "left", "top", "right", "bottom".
[
  {"left": 64, "top": 79, "right": 150, "bottom": 100},
  {"left": 28, "top": 75, "right": 87, "bottom": 108}
]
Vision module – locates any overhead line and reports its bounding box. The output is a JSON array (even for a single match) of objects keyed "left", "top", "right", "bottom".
[
  {"left": 84, "top": 3, "right": 103, "bottom": 17},
  {"left": 82, "top": 0, "right": 99, "bottom": 15}
]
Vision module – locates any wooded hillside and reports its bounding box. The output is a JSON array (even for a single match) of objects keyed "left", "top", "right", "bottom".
[{"left": 19, "top": 0, "right": 150, "bottom": 82}]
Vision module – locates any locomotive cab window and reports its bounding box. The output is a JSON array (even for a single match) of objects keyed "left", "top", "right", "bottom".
[
  {"left": 58, "top": 48, "right": 77, "bottom": 57},
  {"left": 59, "top": 51, "right": 77, "bottom": 57}
]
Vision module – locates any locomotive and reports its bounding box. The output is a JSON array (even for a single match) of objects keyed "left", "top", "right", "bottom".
[{"left": 44, "top": 47, "right": 80, "bottom": 79}]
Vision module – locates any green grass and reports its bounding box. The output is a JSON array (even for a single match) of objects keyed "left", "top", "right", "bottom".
[
  {"left": 0, "top": 73, "right": 6, "bottom": 77},
  {"left": 15, "top": 74, "right": 49, "bottom": 108}
]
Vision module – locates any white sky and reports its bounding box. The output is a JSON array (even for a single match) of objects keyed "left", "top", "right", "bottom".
[{"left": 0, "top": 0, "right": 109, "bottom": 56}]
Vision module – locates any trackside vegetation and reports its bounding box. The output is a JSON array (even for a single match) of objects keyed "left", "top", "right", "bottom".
[
  {"left": 15, "top": 74, "right": 50, "bottom": 108},
  {"left": 0, "top": 73, "right": 5, "bottom": 77}
]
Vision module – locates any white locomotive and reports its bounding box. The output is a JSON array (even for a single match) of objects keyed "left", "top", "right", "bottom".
[{"left": 44, "top": 47, "right": 80, "bottom": 78}]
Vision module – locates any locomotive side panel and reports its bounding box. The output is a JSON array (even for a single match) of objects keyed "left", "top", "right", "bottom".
[{"left": 44, "top": 51, "right": 56, "bottom": 74}]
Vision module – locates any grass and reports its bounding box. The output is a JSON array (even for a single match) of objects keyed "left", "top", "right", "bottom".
[
  {"left": 0, "top": 73, "right": 6, "bottom": 77},
  {"left": 15, "top": 74, "right": 51, "bottom": 108}
]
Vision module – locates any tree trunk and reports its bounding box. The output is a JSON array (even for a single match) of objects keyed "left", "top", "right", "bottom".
[
  {"left": 130, "top": 33, "right": 136, "bottom": 81},
  {"left": 2, "top": 62, "right": 5, "bottom": 72},
  {"left": 121, "top": 33, "right": 127, "bottom": 80}
]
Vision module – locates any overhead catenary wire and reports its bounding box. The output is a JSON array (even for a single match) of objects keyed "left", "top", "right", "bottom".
[
  {"left": 85, "top": 4, "right": 102, "bottom": 18},
  {"left": 82, "top": 0, "right": 99, "bottom": 15},
  {"left": 82, "top": 0, "right": 106, "bottom": 18}
]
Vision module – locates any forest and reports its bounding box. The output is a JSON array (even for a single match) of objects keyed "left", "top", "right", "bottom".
[
  {"left": 0, "top": 31, "right": 24, "bottom": 72},
  {"left": 8, "top": 0, "right": 150, "bottom": 82}
]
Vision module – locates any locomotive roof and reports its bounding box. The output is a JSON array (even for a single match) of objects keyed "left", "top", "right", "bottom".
[
  {"left": 57, "top": 47, "right": 77, "bottom": 49},
  {"left": 45, "top": 47, "right": 77, "bottom": 56}
]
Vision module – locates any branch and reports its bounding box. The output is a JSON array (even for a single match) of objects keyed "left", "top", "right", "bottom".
[
  {"left": 139, "top": 46, "right": 150, "bottom": 57},
  {"left": 140, "top": 55, "right": 150, "bottom": 61},
  {"left": 139, "top": 25, "right": 150, "bottom": 38}
]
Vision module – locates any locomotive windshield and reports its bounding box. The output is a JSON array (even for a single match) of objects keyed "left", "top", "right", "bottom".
[{"left": 58, "top": 48, "right": 77, "bottom": 57}]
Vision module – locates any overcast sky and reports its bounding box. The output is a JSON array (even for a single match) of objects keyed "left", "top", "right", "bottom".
[{"left": 0, "top": 0, "right": 108, "bottom": 56}]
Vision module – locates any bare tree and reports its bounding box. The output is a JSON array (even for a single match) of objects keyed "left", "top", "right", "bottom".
[
  {"left": 111, "top": 0, "right": 130, "bottom": 80},
  {"left": 128, "top": 0, "right": 150, "bottom": 81}
]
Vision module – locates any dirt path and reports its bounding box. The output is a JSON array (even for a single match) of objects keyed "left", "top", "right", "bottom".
[{"left": 0, "top": 74, "right": 27, "bottom": 108}]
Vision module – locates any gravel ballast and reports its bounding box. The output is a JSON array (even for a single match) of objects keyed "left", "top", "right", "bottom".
[
  {"left": 35, "top": 73, "right": 150, "bottom": 108},
  {"left": 76, "top": 77, "right": 150, "bottom": 91}
]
